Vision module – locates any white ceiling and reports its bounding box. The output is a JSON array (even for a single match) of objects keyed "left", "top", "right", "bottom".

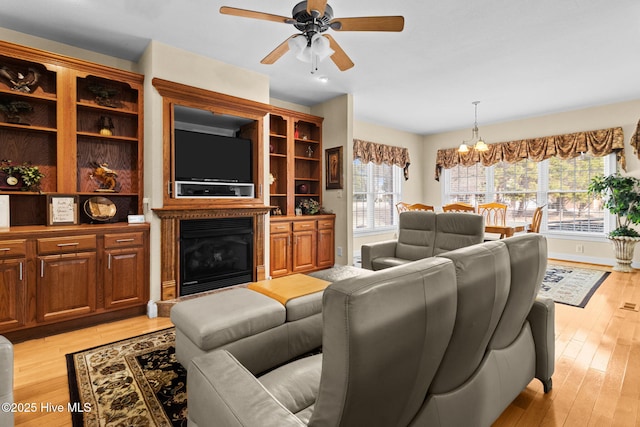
[{"left": 1, "top": 0, "right": 639, "bottom": 135}]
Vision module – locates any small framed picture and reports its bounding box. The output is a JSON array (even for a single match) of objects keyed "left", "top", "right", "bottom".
[
  {"left": 47, "top": 195, "right": 79, "bottom": 226},
  {"left": 326, "top": 146, "right": 343, "bottom": 190}
]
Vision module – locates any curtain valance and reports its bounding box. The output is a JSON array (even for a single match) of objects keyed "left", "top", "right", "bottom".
[
  {"left": 631, "top": 118, "right": 640, "bottom": 157},
  {"left": 353, "top": 139, "right": 411, "bottom": 180},
  {"left": 434, "top": 127, "right": 625, "bottom": 181}
]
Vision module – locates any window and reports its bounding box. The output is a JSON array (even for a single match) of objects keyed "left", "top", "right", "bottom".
[
  {"left": 443, "top": 153, "right": 615, "bottom": 235},
  {"left": 353, "top": 159, "right": 403, "bottom": 233}
]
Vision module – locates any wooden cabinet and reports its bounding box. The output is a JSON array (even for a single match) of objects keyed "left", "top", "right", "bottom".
[
  {"left": 0, "top": 224, "right": 150, "bottom": 340},
  {"left": 0, "top": 42, "right": 148, "bottom": 340},
  {"left": 270, "top": 221, "right": 292, "bottom": 277},
  {"left": 103, "top": 232, "right": 146, "bottom": 309},
  {"left": 0, "top": 40, "right": 144, "bottom": 226},
  {"left": 292, "top": 220, "right": 317, "bottom": 272},
  {"left": 317, "top": 218, "right": 335, "bottom": 269},
  {"left": 270, "top": 215, "right": 335, "bottom": 278},
  {"left": 37, "top": 252, "right": 97, "bottom": 323},
  {"left": 269, "top": 108, "right": 323, "bottom": 216},
  {"left": 0, "top": 240, "right": 27, "bottom": 330}
]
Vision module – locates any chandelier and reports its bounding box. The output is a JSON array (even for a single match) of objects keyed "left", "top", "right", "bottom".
[{"left": 458, "top": 101, "right": 488, "bottom": 153}]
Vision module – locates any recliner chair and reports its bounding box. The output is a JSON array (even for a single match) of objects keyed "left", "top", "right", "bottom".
[{"left": 362, "top": 210, "right": 485, "bottom": 270}]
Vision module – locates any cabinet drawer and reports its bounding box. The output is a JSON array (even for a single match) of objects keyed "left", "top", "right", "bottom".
[
  {"left": 318, "top": 219, "right": 334, "bottom": 230},
  {"left": 104, "top": 232, "right": 144, "bottom": 248},
  {"left": 37, "top": 235, "right": 96, "bottom": 254},
  {"left": 0, "top": 239, "right": 27, "bottom": 258},
  {"left": 270, "top": 222, "right": 291, "bottom": 234},
  {"left": 293, "top": 221, "right": 316, "bottom": 231}
]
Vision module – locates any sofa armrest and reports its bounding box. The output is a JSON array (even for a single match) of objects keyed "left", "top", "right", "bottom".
[
  {"left": 188, "top": 350, "right": 306, "bottom": 427},
  {"left": 527, "top": 297, "right": 555, "bottom": 392},
  {"left": 361, "top": 240, "right": 397, "bottom": 270},
  {"left": 0, "top": 335, "right": 13, "bottom": 427}
]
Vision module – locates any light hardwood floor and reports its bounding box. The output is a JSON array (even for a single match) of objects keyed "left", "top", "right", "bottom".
[{"left": 9, "top": 263, "right": 640, "bottom": 426}]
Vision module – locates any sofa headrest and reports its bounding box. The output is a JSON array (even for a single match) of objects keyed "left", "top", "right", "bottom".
[
  {"left": 396, "top": 211, "right": 437, "bottom": 261},
  {"left": 430, "top": 240, "right": 512, "bottom": 394},
  {"left": 311, "top": 256, "right": 457, "bottom": 427},
  {"left": 433, "top": 212, "right": 485, "bottom": 255},
  {"left": 489, "top": 233, "right": 547, "bottom": 350}
]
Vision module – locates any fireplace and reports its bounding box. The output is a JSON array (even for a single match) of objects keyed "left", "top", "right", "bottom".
[{"left": 179, "top": 217, "right": 253, "bottom": 296}]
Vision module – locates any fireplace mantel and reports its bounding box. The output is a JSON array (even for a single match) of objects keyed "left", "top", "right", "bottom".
[{"left": 154, "top": 206, "right": 271, "bottom": 300}]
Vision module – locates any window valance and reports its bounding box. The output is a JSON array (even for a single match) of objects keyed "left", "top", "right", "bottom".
[
  {"left": 631, "top": 118, "right": 640, "bottom": 157},
  {"left": 353, "top": 139, "right": 411, "bottom": 180},
  {"left": 434, "top": 126, "right": 625, "bottom": 181}
]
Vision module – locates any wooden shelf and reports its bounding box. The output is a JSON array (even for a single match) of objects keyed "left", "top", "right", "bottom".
[{"left": 0, "top": 40, "right": 144, "bottom": 226}]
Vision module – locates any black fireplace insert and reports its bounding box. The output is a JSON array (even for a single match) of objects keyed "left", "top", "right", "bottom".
[{"left": 179, "top": 217, "right": 253, "bottom": 296}]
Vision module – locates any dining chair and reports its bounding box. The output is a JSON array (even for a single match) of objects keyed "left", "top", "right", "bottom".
[
  {"left": 407, "top": 203, "right": 435, "bottom": 212},
  {"left": 442, "top": 202, "right": 476, "bottom": 213},
  {"left": 528, "top": 205, "right": 545, "bottom": 233},
  {"left": 478, "top": 202, "right": 508, "bottom": 239},
  {"left": 396, "top": 202, "right": 411, "bottom": 214}
]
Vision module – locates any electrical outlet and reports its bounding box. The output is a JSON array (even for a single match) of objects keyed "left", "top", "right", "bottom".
[
  {"left": 337, "top": 247, "right": 343, "bottom": 257},
  {"left": 576, "top": 244, "right": 584, "bottom": 253}
]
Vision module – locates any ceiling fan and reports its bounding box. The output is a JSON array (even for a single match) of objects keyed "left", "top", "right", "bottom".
[{"left": 220, "top": 0, "right": 404, "bottom": 72}]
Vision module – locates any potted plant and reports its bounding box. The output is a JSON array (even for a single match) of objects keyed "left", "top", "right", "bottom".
[
  {"left": 0, "top": 160, "right": 44, "bottom": 192},
  {"left": 588, "top": 173, "right": 640, "bottom": 272},
  {"left": 297, "top": 198, "right": 320, "bottom": 215}
]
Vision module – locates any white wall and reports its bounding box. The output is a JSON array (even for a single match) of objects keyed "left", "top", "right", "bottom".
[
  {"left": 311, "top": 95, "right": 353, "bottom": 266},
  {"left": 422, "top": 99, "right": 640, "bottom": 267}
]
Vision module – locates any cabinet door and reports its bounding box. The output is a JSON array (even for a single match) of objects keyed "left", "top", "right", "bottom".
[
  {"left": 0, "top": 258, "right": 26, "bottom": 332},
  {"left": 292, "top": 230, "right": 316, "bottom": 272},
  {"left": 317, "top": 228, "right": 335, "bottom": 268},
  {"left": 37, "top": 253, "right": 96, "bottom": 323},
  {"left": 104, "top": 247, "right": 145, "bottom": 309},
  {"left": 270, "top": 233, "right": 291, "bottom": 278}
]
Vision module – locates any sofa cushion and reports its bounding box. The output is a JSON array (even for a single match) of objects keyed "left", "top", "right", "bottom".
[
  {"left": 259, "top": 353, "right": 322, "bottom": 420},
  {"left": 285, "top": 292, "right": 323, "bottom": 322},
  {"left": 371, "top": 256, "right": 412, "bottom": 270},
  {"left": 171, "top": 288, "right": 285, "bottom": 351},
  {"left": 395, "top": 211, "right": 437, "bottom": 261}
]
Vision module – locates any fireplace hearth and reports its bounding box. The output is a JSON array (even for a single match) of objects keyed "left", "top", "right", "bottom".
[{"left": 180, "top": 217, "right": 253, "bottom": 296}]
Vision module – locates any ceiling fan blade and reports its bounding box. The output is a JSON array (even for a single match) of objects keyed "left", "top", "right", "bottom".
[
  {"left": 324, "top": 35, "right": 354, "bottom": 71},
  {"left": 261, "top": 35, "right": 298, "bottom": 65},
  {"left": 220, "top": 6, "right": 293, "bottom": 24},
  {"left": 330, "top": 16, "right": 405, "bottom": 32},
  {"left": 306, "top": 0, "right": 327, "bottom": 18}
]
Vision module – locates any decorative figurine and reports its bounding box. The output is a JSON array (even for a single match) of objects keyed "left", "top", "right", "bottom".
[
  {"left": 0, "top": 66, "right": 41, "bottom": 93},
  {"left": 90, "top": 162, "right": 118, "bottom": 192},
  {"left": 0, "top": 99, "right": 33, "bottom": 125},
  {"left": 306, "top": 145, "right": 314, "bottom": 158},
  {"left": 98, "top": 116, "right": 114, "bottom": 136},
  {"left": 87, "top": 84, "right": 119, "bottom": 108}
]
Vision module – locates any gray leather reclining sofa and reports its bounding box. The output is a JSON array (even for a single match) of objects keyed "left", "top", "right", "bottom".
[
  {"left": 186, "top": 234, "right": 554, "bottom": 427},
  {"left": 0, "top": 335, "right": 14, "bottom": 427},
  {"left": 362, "top": 210, "right": 485, "bottom": 270}
]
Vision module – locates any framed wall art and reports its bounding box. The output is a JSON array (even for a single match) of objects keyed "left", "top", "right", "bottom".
[
  {"left": 47, "top": 194, "right": 79, "bottom": 226},
  {"left": 325, "top": 146, "right": 343, "bottom": 190}
]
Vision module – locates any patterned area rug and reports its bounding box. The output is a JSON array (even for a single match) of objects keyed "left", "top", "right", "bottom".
[
  {"left": 541, "top": 264, "right": 610, "bottom": 308},
  {"left": 66, "top": 328, "right": 187, "bottom": 427}
]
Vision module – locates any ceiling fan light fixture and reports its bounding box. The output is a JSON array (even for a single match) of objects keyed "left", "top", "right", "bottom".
[{"left": 312, "top": 33, "right": 334, "bottom": 61}]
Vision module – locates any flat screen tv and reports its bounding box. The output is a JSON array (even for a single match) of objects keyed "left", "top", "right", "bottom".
[{"left": 175, "top": 129, "right": 253, "bottom": 183}]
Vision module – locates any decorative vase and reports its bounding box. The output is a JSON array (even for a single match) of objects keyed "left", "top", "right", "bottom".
[
  {"left": 609, "top": 236, "right": 640, "bottom": 272},
  {"left": 297, "top": 183, "right": 308, "bottom": 194}
]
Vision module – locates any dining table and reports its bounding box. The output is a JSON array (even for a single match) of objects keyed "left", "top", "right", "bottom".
[{"left": 484, "top": 223, "right": 527, "bottom": 238}]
